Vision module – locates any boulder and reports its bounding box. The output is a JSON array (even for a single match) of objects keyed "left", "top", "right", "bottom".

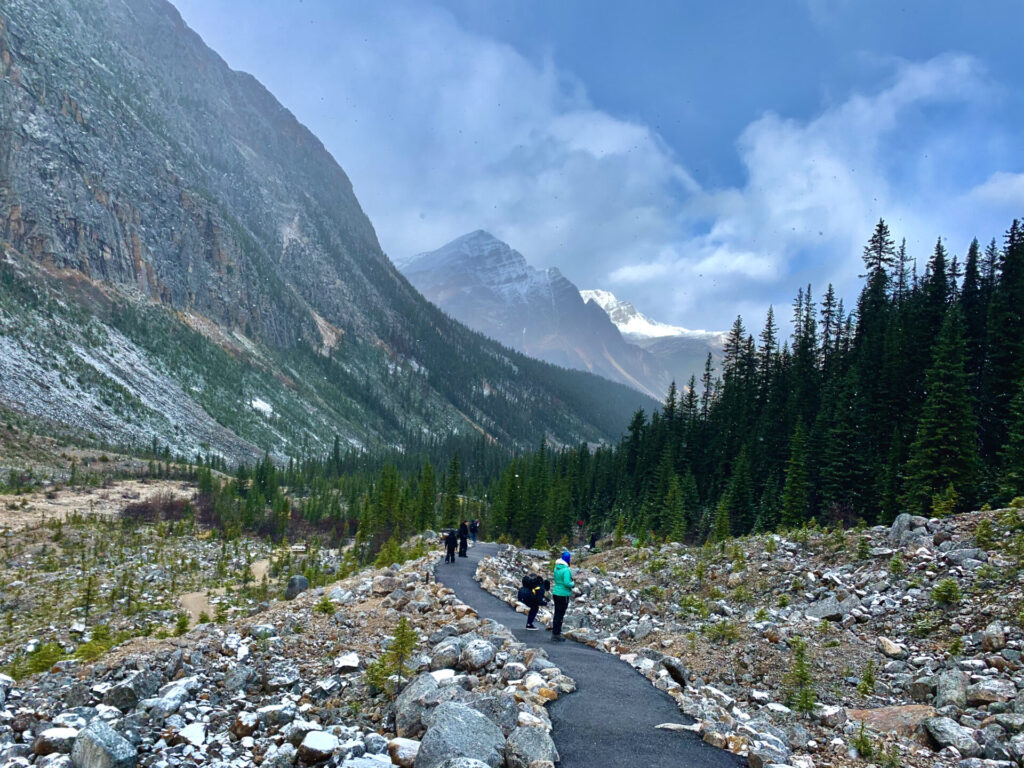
[
  {"left": 982, "top": 622, "right": 1007, "bottom": 652},
  {"left": 467, "top": 693, "right": 520, "bottom": 737},
  {"left": 875, "top": 636, "right": 908, "bottom": 660},
  {"left": 888, "top": 513, "right": 913, "bottom": 546},
  {"left": 297, "top": 731, "right": 338, "bottom": 764},
  {"left": 967, "top": 678, "right": 1017, "bottom": 705},
  {"left": 284, "top": 575, "right": 310, "bottom": 600},
  {"left": 70, "top": 720, "right": 137, "bottom": 768},
  {"left": 395, "top": 673, "right": 440, "bottom": 738},
  {"left": 430, "top": 640, "right": 462, "bottom": 671},
  {"left": 934, "top": 669, "right": 968, "bottom": 709},
  {"left": 804, "top": 594, "right": 859, "bottom": 621},
  {"left": 846, "top": 705, "right": 936, "bottom": 737},
  {"left": 923, "top": 716, "right": 982, "bottom": 757},
  {"left": 662, "top": 656, "right": 688, "bottom": 688},
  {"left": 416, "top": 702, "right": 506, "bottom": 768},
  {"left": 102, "top": 671, "right": 158, "bottom": 712},
  {"left": 33, "top": 728, "right": 78, "bottom": 756},
  {"left": 224, "top": 664, "right": 257, "bottom": 692},
  {"left": 503, "top": 726, "right": 558, "bottom": 768},
  {"left": 334, "top": 652, "right": 360, "bottom": 673},
  {"left": 387, "top": 737, "right": 419, "bottom": 768},
  {"left": 459, "top": 639, "right": 495, "bottom": 671},
  {"left": 230, "top": 711, "right": 259, "bottom": 739},
  {"left": 372, "top": 575, "right": 400, "bottom": 596}
]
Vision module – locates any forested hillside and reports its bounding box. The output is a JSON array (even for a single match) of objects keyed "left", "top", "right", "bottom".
[{"left": 484, "top": 219, "right": 1024, "bottom": 545}]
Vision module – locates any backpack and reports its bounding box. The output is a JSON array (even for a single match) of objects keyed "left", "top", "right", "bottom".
[{"left": 522, "top": 573, "right": 541, "bottom": 589}]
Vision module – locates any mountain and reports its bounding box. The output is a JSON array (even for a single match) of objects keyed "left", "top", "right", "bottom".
[
  {"left": 401, "top": 231, "right": 671, "bottom": 399},
  {"left": 0, "top": 0, "right": 654, "bottom": 466},
  {"left": 580, "top": 289, "right": 725, "bottom": 387}
]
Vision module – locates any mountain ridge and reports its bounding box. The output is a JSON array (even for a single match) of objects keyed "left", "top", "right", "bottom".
[{"left": 0, "top": 0, "right": 654, "bottom": 464}]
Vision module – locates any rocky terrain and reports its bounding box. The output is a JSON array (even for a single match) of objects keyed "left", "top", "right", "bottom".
[
  {"left": 477, "top": 505, "right": 1024, "bottom": 767},
  {"left": 0, "top": 489, "right": 572, "bottom": 768}
]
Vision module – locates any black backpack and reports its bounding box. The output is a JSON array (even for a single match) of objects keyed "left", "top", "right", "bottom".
[{"left": 522, "top": 573, "right": 541, "bottom": 589}]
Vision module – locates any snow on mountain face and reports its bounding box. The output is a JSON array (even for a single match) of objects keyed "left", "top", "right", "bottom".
[
  {"left": 580, "top": 289, "right": 723, "bottom": 341},
  {"left": 401, "top": 232, "right": 670, "bottom": 399}
]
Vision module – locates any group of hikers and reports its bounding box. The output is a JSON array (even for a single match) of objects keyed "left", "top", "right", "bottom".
[
  {"left": 441, "top": 519, "right": 480, "bottom": 563},
  {"left": 440, "top": 523, "right": 579, "bottom": 643}
]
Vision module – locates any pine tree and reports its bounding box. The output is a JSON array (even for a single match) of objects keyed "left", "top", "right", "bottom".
[
  {"left": 862, "top": 218, "right": 896, "bottom": 277},
  {"left": 780, "top": 419, "right": 810, "bottom": 528},
  {"left": 1000, "top": 381, "right": 1024, "bottom": 501},
  {"left": 664, "top": 475, "right": 686, "bottom": 541},
  {"left": 903, "top": 307, "right": 979, "bottom": 513},
  {"left": 442, "top": 454, "right": 461, "bottom": 527}
]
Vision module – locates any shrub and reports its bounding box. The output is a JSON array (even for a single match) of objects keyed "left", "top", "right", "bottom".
[
  {"left": 784, "top": 637, "right": 816, "bottom": 715},
  {"left": 851, "top": 721, "right": 873, "bottom": 759},
  {"left": 975, "top": 518, "right": 996, "bottom": 550},
  {"left": 931, "top": 578, "right": 961, "bottom": 606},
  {"left": 889, "top": 552, "right": 906, "bottom": 577},
  {"left": 1011, "top": 496, "right": 1024, "bottom": 510},
  {"left": 948, "top": 636, "right": 963, "bottom": 656},
  {"left": 765, "top": 537, "right": 778, "bottom": 555},
  {"left": 777, "top": 594, "right": 790, "bottom": 608},
  {"left": 5, "top": 643, "right": 66, "bottom": 679},
  {"left": 702, "top": 620, "right": 740, "bottom": 643},
  {"left": 314, "top": 594, "right": 335, "bottom": 615},
  {"left": 754, "top": 607, "right": 769, "bottom": 622},
  {"left": 880, "top": 743, "right": 901, "bottom": 768},
  {"left": 174, "top": 613, "right": 190, "bottom": 636},
  {"left": 856, "top": 536, "right": 871, "bottom": 560},
  {"left": 931, "top": 484, "right": 959, "bottom": 517},
  {"left": 857, "top": 658, "right": 876, "bottom": 696}
]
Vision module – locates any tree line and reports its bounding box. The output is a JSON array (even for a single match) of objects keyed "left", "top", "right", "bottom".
[{"left": 483, "top": 218, "right": 1024, "bottom": 545}]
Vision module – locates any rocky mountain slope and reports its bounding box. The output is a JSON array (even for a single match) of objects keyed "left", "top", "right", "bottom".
[
  {"left": 400, "top": 232, "right": 672, "bottom": 400},
  {"left": 0, "top": 0, "right": 651, "bottom": 466},
  {"left": 580, "top": 289, "right": 726, "bottom": 388},
  {"left": 478, "top": 506, "right": 1024, "bottom": 767}
]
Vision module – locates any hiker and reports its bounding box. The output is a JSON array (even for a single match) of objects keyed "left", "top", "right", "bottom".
[
  {"left": 551, "top": 550, "right": 574, "bottom": 642},
  {"left": 589, "top": 531, "right": 598, "bottom": 549},
  {"left": 469, "top": 518, "right": 478, "bottom": 544},
  {"left": 444, "top": 528, "right": 457, "bottom": 563},
  {"left": 458, "top": 520, "right": 469, "bottom": 557},
  {"left": 517, "top": 572, "right": 549, "bottom": 630}
]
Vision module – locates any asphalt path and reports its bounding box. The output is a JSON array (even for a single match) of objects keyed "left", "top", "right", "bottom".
[{"left": 434, "top": 541, "right": 746, "bottom": 768}]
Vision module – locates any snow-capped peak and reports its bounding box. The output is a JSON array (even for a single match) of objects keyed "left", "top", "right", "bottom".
[{"left": 580, "top": 289, "right": 719, "bottom": 340}]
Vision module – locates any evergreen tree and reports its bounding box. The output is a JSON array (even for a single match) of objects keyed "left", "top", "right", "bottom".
[
  {"left": 903, "top": 307, "right": 979, "bottom": 513},
  {"left": 780, "top": 419, "right": 810, "bottom": 528},
  {"left": 1000, "top": 381, "right": 1024, "bottom": 501}
]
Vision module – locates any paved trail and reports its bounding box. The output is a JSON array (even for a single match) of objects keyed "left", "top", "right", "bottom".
[{"left": 435, "top": 542, "right": 745, "bottom": 768}]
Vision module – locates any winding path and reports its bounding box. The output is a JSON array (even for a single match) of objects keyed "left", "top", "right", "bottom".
[{"left": 434, "top": 542, "right": 746, "bottom": 768}]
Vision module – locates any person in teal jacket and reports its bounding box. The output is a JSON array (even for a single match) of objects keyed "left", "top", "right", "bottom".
[{"left": 551, "top": 550, "right": 574, "bottom": 641}]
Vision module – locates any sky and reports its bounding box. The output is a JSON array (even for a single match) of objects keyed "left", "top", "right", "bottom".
[{"left": 171, "top": 0, "right": 1024, "bottom": 333}]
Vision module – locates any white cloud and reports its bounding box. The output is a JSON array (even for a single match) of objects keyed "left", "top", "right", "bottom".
[{"left": 176, "top": 0, "right": 1018, "bottom": 332}]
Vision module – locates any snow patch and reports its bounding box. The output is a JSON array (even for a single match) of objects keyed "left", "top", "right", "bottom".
[
  {"left": 580, "top": 289, "right": 723, "bottom": 340},
  {"left": 250, "top": 398, "right": 274, "bottom": 417}
]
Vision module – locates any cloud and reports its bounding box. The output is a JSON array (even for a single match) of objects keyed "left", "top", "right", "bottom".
[{"left": 176, "top": 1, "right": 1019, "bottom": 332}]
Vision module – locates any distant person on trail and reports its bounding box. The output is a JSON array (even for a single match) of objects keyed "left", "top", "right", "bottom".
[
  {"left": 458, "top": 520, "right": 469, "bottom": 557},
  {"left": 551, "top": 550, "right": 574, "bottom": 642},
  {"left": 469, "top": 518, "right": 479, "bottom": 544},
  {"left": 444, "top": 529, "right": 458, "bottom": 563},
  {"left": 589, "top": 531, "right": 598, "bottom": 549},
  {"left": 517, "top": 573, "right": 549, "bottom": 630}
]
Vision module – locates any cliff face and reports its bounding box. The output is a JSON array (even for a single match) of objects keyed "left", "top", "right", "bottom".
[{"left": 0, "top": 0, "right": 653, "bottom": 461}]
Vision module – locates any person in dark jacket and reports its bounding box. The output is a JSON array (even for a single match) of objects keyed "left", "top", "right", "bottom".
[
  {"left": 469, "top": 519, "right": 478, "bottom": 544},
  {"left": 444, "top": 528, "right": 457, "bottom": 563},
  {"left": 551, "top": 550, "right": 574, "bottom": 641},
  {"left": 457, "top": 520, "right": 469, "bottom": 557}
]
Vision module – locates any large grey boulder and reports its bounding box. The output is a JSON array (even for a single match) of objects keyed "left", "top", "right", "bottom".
[
  {"left": 395, "top": 673, "right": 440, "bottom": 738},
  {"left": 982, "top": 621, "right": 1007, "bottom": 652},
  {"left": 416, "top": 702, "right": 505, "bottom": 768},
  {"left": 503, "top": 726, "right": 558, "bottom": 768},
  {"left": 430, "top": 640, "right": 462, "bottom": 671},
  {"left": 923, "top": 716, "right": 982, "bottom": 757},
  {"left": 284, "top": 575, "right": 310, "bottom": 600},
  {"left": 467, "top": 693, "right": 520, "bottom": 737},
  {"left": 459, "top": 639, "right": 495, "bottom": 671},
  {"left": 70, "top": 720, "right": 136, "bottom": 768},
  {"left": 102, "top": 671, "right": 159, "bottom": 712},
  {"left": 934, "top": 669, "right": 968, "bottom": 709},
  {"left": 888, "top": 513, "right": 912, "bottom": 546},
  {"left": 804, "top": 594, "right": 859, "bottom": 621}
]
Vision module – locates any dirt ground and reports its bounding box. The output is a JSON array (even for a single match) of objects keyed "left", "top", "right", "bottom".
[{"left": 0, "top": 479, "right": 194, "bottom": 531}]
